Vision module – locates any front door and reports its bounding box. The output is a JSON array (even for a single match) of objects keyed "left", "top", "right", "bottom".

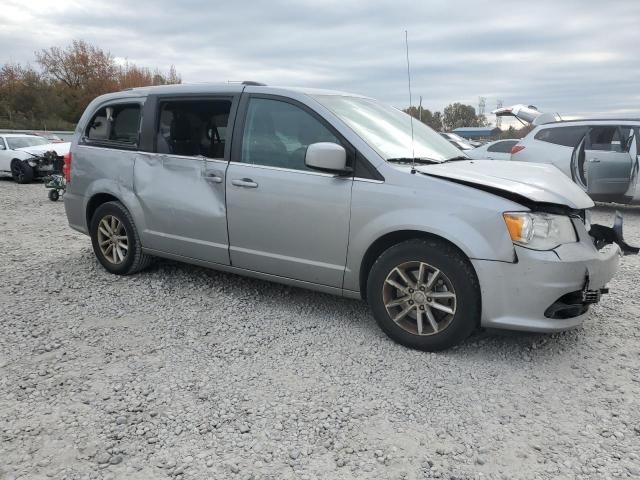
[
  {"left": 226, "top": 95, "right": 353, "bottom": 287},
  {"left": 134, "top": 97, "right": 234, "bottom": 264},
  {"left": 584, "top": 125, "right": 634, "bottom": 196}
]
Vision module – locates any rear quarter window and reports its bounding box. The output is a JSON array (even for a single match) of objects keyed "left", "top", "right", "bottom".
[
  {"left": 84, "top": 103, "right": 142, "bottom": 148},
  {"left": 534, "top": 126, "right": 588, "bottom": 147}
]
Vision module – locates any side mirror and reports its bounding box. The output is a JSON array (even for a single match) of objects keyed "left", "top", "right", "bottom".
[
  {"left": 305, "top": 142, "right": 350, "bottom": 173},
  {"left": 0, "top": 143, "right": 5, "bottom": 150}
]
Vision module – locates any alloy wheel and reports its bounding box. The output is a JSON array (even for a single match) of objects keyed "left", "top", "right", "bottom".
[
  {"left": 11, "top": 163, "right": 24, "bottom": 182},
  {"left": 97, "top": 215, "right": 129, "bottom": 265},
  {"left": 382, "top": 261, "right": 457, "bottom": 336}
]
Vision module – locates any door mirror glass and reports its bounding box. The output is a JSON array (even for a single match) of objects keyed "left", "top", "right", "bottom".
[{"left": 305, "top": 142, "right": 349, "bottom": 172}]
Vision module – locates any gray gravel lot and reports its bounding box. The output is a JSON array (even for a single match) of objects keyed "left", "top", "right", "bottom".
[{"left": 1, "top": 180, "right": 640, "bottom": 480}]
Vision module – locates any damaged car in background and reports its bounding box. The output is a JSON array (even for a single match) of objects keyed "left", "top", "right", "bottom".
[{"left": 0, "top": 133, "right": 70, "bottom": 183}]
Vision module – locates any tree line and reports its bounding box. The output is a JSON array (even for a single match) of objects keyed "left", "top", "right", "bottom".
[
  {"left": 1, "top": 39, "right": 531, "bottom": 139},
  {"left": 0, "top": 40, "right": 181, "bottom": 130},
  {"left": 403, "top": 103, "right": 532, "bottom": 139}
]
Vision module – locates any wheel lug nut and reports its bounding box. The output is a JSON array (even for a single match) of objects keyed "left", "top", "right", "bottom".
[
  {"left": 408, "top": 300, "right": 414, "bottom": 305},
  {"left": 408, "top": 288, "right": 414, "bottom": 293},
  {"left": 419, "top": 305, "right": 424, "bottom": 310},
  {"left": 419, "top": 286, "right": 425, "bottom": 291}
]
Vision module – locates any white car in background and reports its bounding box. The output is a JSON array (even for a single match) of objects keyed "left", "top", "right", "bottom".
[
  {"left": 0, "top": 133, "right": 70, "bottom": 183},
  {"left": 466, "top": 139, "right": 519, "bottom": 160},
  {"left": 494, "top": 105, "right": 640, "bottom": 205}
]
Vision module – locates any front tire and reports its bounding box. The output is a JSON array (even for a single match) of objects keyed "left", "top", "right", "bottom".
[
  {"left": 11, "top": 160, "right": 34, "bottom": 184},
  {"left": 367, "top": 238, "right": 480, "bottom": 351},
  {"left": 90, "top": 201, "right": 152, "bottom": 275}
]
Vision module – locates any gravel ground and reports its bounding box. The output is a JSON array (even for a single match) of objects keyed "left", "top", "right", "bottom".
[{"left": 1, "top": 179, "right": 640, "bottom": 480}]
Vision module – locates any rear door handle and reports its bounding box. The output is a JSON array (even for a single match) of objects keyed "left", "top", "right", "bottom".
[
  {"left": 231, "top": 178, "right": 258, "bottom": 188},
  {"left": 204, "top": 171, "right": 223, "bottom": 183}
]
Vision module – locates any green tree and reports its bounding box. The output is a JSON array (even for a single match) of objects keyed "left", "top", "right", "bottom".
[
  {"left": 403, "top": 106, "right": 443, "bottom": 131},
  {"left": 441, "top": 103, "right": 482, "bottom": 131}
]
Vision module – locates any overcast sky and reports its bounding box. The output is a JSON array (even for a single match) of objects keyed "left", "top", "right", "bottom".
[{"left": 2, "top": 0, "right": 639, "bottom": 127}]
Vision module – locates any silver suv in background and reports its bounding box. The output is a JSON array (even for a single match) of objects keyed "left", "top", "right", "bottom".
[
  {"left": 511, "top": 120, "right": 640, "bottom": 204},
  {"left": 64, "top": 83, "right": 633, "bottom": 351}
]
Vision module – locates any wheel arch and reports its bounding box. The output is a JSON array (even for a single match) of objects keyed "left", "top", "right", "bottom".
[
  {"left": 358, "top": 230, "right": 475, "bottom": 301},
  {"left": 85, "top": 192, "right": 121, "bottom": 228}
]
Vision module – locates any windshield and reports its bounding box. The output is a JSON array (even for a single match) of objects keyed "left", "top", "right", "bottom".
[
  {"left": 314, "top": 95, "right": 464, "bottom": 162},
  {"left": 6, "top": 136, "right": 48, "bottom": 149}
]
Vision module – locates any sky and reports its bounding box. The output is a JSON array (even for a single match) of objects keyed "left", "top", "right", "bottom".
[{"left": 2, "top": 0, "right": 639, "bottom": 128}]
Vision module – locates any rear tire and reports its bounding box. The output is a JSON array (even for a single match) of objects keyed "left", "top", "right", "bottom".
[
  {"left": 89, "top": 201, "right": 152, "bottom": 275},
  {"left": 367, "top": 238, "right": 480, "bottom": 351},
  {"left": 11, "top": 160, "right": 34, "bottom": 184}
]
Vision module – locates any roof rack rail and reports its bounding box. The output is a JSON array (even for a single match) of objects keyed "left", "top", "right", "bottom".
[{"left": 241, "top": 81, "right": 267, "bottom": 86}]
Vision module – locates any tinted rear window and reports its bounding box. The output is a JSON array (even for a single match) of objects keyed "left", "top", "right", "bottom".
[
  {"left": 534, "top": 126, "right": 588, "bottom": 147},
  {"left": 487, "top": 140, "right": 518, "bottom": 153}
]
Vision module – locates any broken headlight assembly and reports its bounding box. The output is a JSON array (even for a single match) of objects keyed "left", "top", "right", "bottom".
[{"left": 503, "top": 212, "right": 577, "bottom": 250}]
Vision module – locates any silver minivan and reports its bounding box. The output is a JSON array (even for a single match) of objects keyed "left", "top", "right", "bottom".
[{"left": 64, "top": 82, "right": 633, "bottom": 351}]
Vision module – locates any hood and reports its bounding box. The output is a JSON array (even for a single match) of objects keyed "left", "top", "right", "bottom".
[
  {"left": 416, "top": 160, "right": 594, "bottom": 210},
  {"left": 16, "top": 142, "right": 70, "bottom": 156},
  {"left": 492, "top": 104, "right": 560, "bottom": 126}
]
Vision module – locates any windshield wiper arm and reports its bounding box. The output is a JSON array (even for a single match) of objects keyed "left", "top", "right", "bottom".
[
  {"left": 386, "top": 157, "right": 440, "bottom": 165},
  {"left": 443, "top": 155, "right": 469, "bottom": 162}
]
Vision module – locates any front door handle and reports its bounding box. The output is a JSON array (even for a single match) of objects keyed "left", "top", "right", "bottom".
[
  {"left": 204, "top": 172, "right": 223, "bottom": 183},
  {"left": 589, "top": 158, "right": 601, "bottom": 163},
  {"left": 231, "top": 178, "right": 258, "bottom": 188}
]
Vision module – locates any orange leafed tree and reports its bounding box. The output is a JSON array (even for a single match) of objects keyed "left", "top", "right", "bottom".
[{"left": 0, "top": 39, "right": 183, "bottom": 127}]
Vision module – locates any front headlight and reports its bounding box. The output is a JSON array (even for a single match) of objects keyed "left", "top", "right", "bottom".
[{"left": 503, "top": 212, "right": 577, "bottom": 250}]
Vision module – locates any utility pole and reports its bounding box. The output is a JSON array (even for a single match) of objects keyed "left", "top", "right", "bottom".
[
  {"left": 419, "top": 96, "right": 423, "bottom": 122},
  {"left": 496, "top": 99, "right": 503, "bottom": 129},
  {"left": 478, "top": 96, "right": 486, "bottom": 116}
]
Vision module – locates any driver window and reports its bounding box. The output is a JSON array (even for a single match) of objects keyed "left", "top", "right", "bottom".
[
  {"left": 0, "top": 137, "right": 6, "bottom": 149},
  {"left": 241, "top": 98, "right": 340, "bottom": 171}
]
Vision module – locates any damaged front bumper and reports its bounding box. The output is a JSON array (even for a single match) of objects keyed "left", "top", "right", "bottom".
[
  {"left": 471, "top": 212, "right": 636, "bottom": 333},
  {"left": 26, "top": 151, "right": 63, "bottom": 176}
]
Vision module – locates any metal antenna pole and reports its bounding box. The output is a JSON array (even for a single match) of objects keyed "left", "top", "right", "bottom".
[{"left": 405, "top": 30, "right": 416, "bottom": 173}]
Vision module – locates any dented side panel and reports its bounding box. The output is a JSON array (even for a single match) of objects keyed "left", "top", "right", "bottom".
[{"left": 133, "top": 152, "right": 230, "bottom": 265}]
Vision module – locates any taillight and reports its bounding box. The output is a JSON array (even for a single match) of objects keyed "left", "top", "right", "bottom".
[
  {"left": 63, "top": 152, "right": 72, "bottom": 183},
  {"left": 511, "top": 145, "right": 525, "bottom": 154}
]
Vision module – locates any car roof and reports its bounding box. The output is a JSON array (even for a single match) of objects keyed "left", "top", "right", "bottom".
[
  {"left": 539, "top": 119, "right": 640, "bottom": 127},
  {"left": 95, "top": 82, "right": 366, "bottom": 102}
]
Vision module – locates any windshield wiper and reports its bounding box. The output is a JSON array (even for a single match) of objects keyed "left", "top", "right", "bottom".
[
  {"left": 386, "top": 157, "right": 440, "bottom": 165},
  {"left": 443, "top": 155, "right": 469, "bottom": 162}
]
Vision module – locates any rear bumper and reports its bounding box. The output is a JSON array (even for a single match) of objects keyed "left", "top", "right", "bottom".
[
  {"left": 472, "top": 240, "right": 620, "bottom": 333},
  {"left": 64, "top": 192, "right": 88, "bottom": 235}
]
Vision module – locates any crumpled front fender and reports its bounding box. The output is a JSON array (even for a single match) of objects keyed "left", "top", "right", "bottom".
[{"left": 590, "top": 211, "right": 639, "bottom": 255}]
